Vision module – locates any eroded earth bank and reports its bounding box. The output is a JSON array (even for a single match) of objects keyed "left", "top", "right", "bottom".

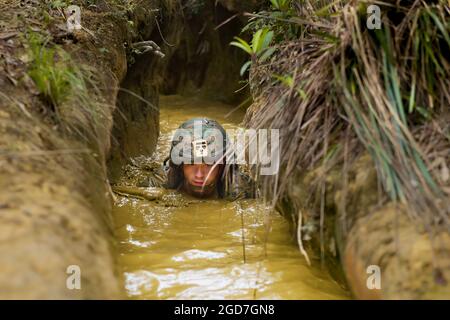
[{"left": 1, "top": 0, "right": 449, "bottom": 299}]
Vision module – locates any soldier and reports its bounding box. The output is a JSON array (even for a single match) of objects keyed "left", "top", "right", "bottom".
[{"left": 164, "top": 118, "right": 256, "bottom": 199}]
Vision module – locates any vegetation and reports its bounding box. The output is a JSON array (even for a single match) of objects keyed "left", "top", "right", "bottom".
[
  {"left": 26, "top": 31, "right": 107, "bottom": 146},
  {"left": 27, "top": 32, "right": 75, "bottom": 108},
  {"left": 230, "top": 27, "right": 275, "bottom": 76},
  {"left": 234, "top": 0, "right": 450, "bottom": 237},
  {"left": 269, "top": 0, "right": 291, "bottom": 11}
]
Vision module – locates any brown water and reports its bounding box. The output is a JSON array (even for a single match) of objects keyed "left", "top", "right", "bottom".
[{"left": 112, "top": 95, "right": 349, "bottom": 299}]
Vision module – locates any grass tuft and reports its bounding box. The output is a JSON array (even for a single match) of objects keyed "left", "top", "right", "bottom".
[{"left": 237, "top": 0, "right": 450, "bottom": 240}]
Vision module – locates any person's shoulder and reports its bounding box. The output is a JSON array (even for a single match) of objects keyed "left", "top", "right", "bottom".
[{"left": 225, "top": 166, "right": 258, "bottom": 200}]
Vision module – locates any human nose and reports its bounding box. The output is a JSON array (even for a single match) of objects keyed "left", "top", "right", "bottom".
[{"left": 195, "top": 166, "right": 206, "bottom": 179}]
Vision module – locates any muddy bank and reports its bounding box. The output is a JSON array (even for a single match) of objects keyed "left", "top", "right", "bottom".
[
  {"left": 242, "top": 2, "right": 450, "bottom": 298},
  {"left": 0, "top": 0, "right": 167, "bottom": 298},
  {"left": 108, "top": 0, "right": 248, "bottom": 181},
  {"left": 275, "top": 151, "right": 450, "bottom": 299},
  {"left": 247, "top": 83, "right": 450, "bottom": 299},
  {"left": 0, "top": 0, "right": 252, "bottom": 298}
]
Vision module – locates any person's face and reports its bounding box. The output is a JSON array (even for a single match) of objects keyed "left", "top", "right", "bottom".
[{"left": 182, "top": 163, "right": 222, "bottom": 198}]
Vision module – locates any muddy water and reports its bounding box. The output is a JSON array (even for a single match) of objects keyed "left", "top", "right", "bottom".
[{"left": 112, "top": 95, "right": 349, "bottom": 299}]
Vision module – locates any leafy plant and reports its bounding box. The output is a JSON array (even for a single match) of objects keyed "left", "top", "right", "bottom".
[
  {"left": 241, "top": 0, "right": 299, "bottom": 43},
  {"left": 273, "top": 74, "right": 307, "bottom": 99},
  {"left": 269, "top": 0, "right": 291, "bottom": 12},
  {"left": 26, "top": 31, "right": 107, "bottom": 145},
  {"left": 27, "top": 32, "right": 73, "bottom": 108},
  {"left": 241, "top": 0, "right": 450, "bottom": 238},
  {"left": 230, "top": 28, "right": 275, "bottom": 76},
  {"left": 47, "top": 0, "right": 68, "bottom": 10}
]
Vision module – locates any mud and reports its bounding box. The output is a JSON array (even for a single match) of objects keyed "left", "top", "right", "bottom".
[
  {"left": 112, "top": 95, "right": 349, "bottom": 299},
  {"left": 0, "top": 0, "right": 257, "bottom": 299},
  {"left": 278, "top": 152, "right": 450, "bottom": 299},
  {"left": 0, "top": 0, "right": 162, "bottom": 298}
]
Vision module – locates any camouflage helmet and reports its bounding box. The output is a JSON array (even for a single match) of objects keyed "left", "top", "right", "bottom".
[
  {"left": 164, "top": 118, "right": 231, "bottom": 196},
  {"left": 169, "top": 118, "right": 229, "bottom": 165}
]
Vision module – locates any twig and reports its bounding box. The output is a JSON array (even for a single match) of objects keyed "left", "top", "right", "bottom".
[
  {"left": 297, "top": 209, "right": 311, "bottom": 266},
  {"left": 243, "top": 12, "right": 333, "bottom": 29},
  {"left": 215, "top": 13, "right": 240, "bottom": 30},
  {"left": 238, "top": 202, "right": 247, "bottom": 263}
]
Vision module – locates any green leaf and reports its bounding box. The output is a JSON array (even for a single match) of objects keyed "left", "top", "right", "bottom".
[
  {"left": 273, "top": 74, "right": 293, "bottom": 87},
  {"left": 270, "top": 0, "right": 279, "bottom": 10},
  {"left": 240, "top": 60, "right": 252, "bottom": 76},
  {"left": 230, "top": 37, "right": 252, "bottom": 55},
  {"left": 259, "top": 47, "right": 276, "bottom": 62},
  {"left": 280, "top": 0, "right": 291, "bottom": 11},
  {"left": 296, "top": 88, "right": 307, "bottom": 100},
  {"left": 427, "top": 9, "right": 450, "bottom": 47},
  {"left": 252, "top": 29, "right": 263, "bottom": 54},
  {"left": 261, "top": 30, "right": 274, "bottom": 51}
]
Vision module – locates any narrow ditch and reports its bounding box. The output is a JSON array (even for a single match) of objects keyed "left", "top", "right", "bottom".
[{"left": 110, "top": 95, "right": 349, "bottom": 299}]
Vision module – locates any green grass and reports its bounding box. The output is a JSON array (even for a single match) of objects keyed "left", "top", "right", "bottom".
[
  {"left": 26, "top": 31, "right": 108, "bottom": 147},
  {"left": 27, "top": 32, "right": 74, "bottom": 109}
]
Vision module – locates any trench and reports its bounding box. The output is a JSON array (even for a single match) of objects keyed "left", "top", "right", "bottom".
[
  {"left": 106, "top": 0, "right": 350, "bottom": 300},
  {"left": 3, "top": 0, "right": 448, "bottom": 300},
  {"left": 110, "top": 95, "right": 349, "bottom": 299}
]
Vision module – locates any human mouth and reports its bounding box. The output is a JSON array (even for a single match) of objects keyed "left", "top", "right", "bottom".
[{"left": 191, "top": 180, "right": 205, "bottom": 187}]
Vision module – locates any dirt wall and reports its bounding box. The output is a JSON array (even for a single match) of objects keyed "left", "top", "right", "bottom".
[
  {"left": 0, "top": 0, "right": 163, "bottom": 299},
  {"left": 276, "top": 152, "right": 450, "bottom": 299},
  {"left": 108, "top": 0, "right": 249, "bottom": 181},
  {"left": 0, "top": 0, "right": 254, "bottom": 298}
]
